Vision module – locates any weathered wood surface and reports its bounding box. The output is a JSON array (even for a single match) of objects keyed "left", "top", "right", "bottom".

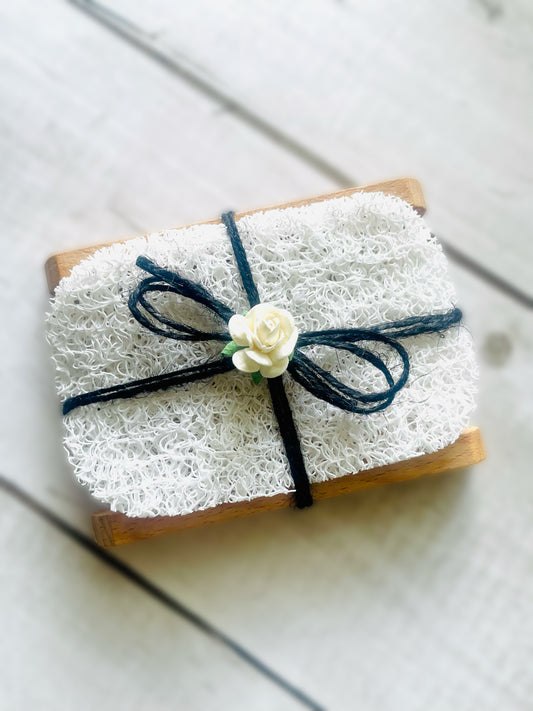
[
  {"left": 0, "top": 488, "right": 304, "bottom": 710},
  {"left": 81, "top": 0, "right": 533, "bottom": 300},
  {"left": 2, "top": 0, "right": 533, "bottom": 709}
]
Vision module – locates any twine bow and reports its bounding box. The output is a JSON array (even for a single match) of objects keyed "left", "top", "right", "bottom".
[{"left": 63, "top": 212, "right": 462, "bottom": 508}]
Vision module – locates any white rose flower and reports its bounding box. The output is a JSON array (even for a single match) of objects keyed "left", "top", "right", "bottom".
[{"left": 228, "top": 303, "right": 298, "bottom": 378}]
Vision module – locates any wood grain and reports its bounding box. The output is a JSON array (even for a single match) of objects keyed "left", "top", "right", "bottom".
[
  {"left": 45, "top": 177, "right": 425, "bottom": 292},
  {"left": 93, "top": 426, "right": 485, "bottom": 546},
  {"left": 0, "top": 489, "right": 305, "bottom": 710}
]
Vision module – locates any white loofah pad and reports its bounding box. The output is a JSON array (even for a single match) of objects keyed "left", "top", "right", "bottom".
[{"left": 46, "top": 192, "right": 478, "bottom": 518}]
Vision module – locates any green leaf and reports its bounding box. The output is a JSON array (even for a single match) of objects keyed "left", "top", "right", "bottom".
[
  {"left": 221, "top": 340, "right": 243, "bottom": 357},
  {"left": 250, "top": 371, "right": 263, "bottom": 385}
]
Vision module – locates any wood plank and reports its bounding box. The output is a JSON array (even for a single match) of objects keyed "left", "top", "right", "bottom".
[
  {"left": 93, "top": 426, "right": 484, "bottom": 546},
  {"left": 3, "top": 1, "right": 533, "bottom": 708},
  {"left": 45, "top": 176, "right": 425, "bottom": 292},
  {"left": 95, "top": 0, "right": 533, "bottom": 298},
  {"left": 0, "top": 489, "right": 307, "bottom": 710}
]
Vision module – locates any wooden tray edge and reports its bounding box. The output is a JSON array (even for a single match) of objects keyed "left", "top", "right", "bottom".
[
  {"left": 92, "top": 425, "right": 485, "bottom": 547},
  {"left": 45, "top": 176, "right": 425, "bottom": 293}
]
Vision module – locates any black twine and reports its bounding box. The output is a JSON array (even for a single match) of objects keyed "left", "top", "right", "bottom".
[
  {"left": 62, "top": 213, "right": 463, "bottom": 509},
  {"left": 222, "top": 211, "right": 312, "bottom": 508}
]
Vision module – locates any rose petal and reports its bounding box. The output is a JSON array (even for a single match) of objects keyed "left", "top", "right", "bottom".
[
  {"left": 232, "top": 348, "right": 259, "bottom": 373},
  {"left": 275, "top": 328, "right": 299, "bottom": 358},
  {"left": 257, "top": 316, "right": 281, "bottom": 347},
  {"left": 249, "top": 331, "right": 263, "bottom": 350},
  {"left": 250, "top": 303, "right": 273, "bottom": 319},
  {"left": 236, "top": 304, "right": 297, "bottom": 376},
  {"left": 228, "top": 314, "right": 253, "bottom": 346},
  {"left": 259, "top": 356, "right": 289, "bottom": 378},
  {"left": 245, "top": 349, "right": 272, "bottom": 367},
  {"left": 275, "top": 309, "right": 295, "bottom": 334},
  {"left": 252, "top": 303, "right": 280, "bottom": 327}
]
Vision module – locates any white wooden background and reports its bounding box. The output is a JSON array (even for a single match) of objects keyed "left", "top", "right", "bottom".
[{"left": 1, "top": 1, "right": 532, "bottom": 708}]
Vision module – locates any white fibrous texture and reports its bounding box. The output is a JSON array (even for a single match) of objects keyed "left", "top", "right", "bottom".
[{"left": 46, "top": 192, "right": 478, "bottom": 517}]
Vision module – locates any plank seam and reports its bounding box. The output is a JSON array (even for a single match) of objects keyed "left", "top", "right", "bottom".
[
  {"left": 0, "top": 474, "right": 324, "bottom": 711},
  {"left": 439, "top": 238, "right": 533, "bottom": 310},
  {"left": 67, "top": 0, "right": 352, "bottom": 186},
  {"left": 67, "top": 0, "right": 533, "bottom": 311}
]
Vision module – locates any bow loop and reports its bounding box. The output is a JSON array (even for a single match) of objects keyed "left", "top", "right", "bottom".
[
  {"left": 128, "top": 256, "right": 234, "bottom": 343},
  {"left": 290, "top": 330, "right": 409, "bottom": 414}
]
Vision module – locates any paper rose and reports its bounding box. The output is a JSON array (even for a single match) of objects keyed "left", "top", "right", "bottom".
[{"left": 227, "top": 303, "right": 299, "bottom": 378}]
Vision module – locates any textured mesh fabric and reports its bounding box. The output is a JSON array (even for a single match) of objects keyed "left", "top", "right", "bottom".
[{"left": 46, "top": 191, "right": 478, "bottom": 517}]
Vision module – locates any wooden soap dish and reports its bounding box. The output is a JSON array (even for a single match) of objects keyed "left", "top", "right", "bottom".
[{"left": 45, "top": 178, "right": 485, "bottom": 546}]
